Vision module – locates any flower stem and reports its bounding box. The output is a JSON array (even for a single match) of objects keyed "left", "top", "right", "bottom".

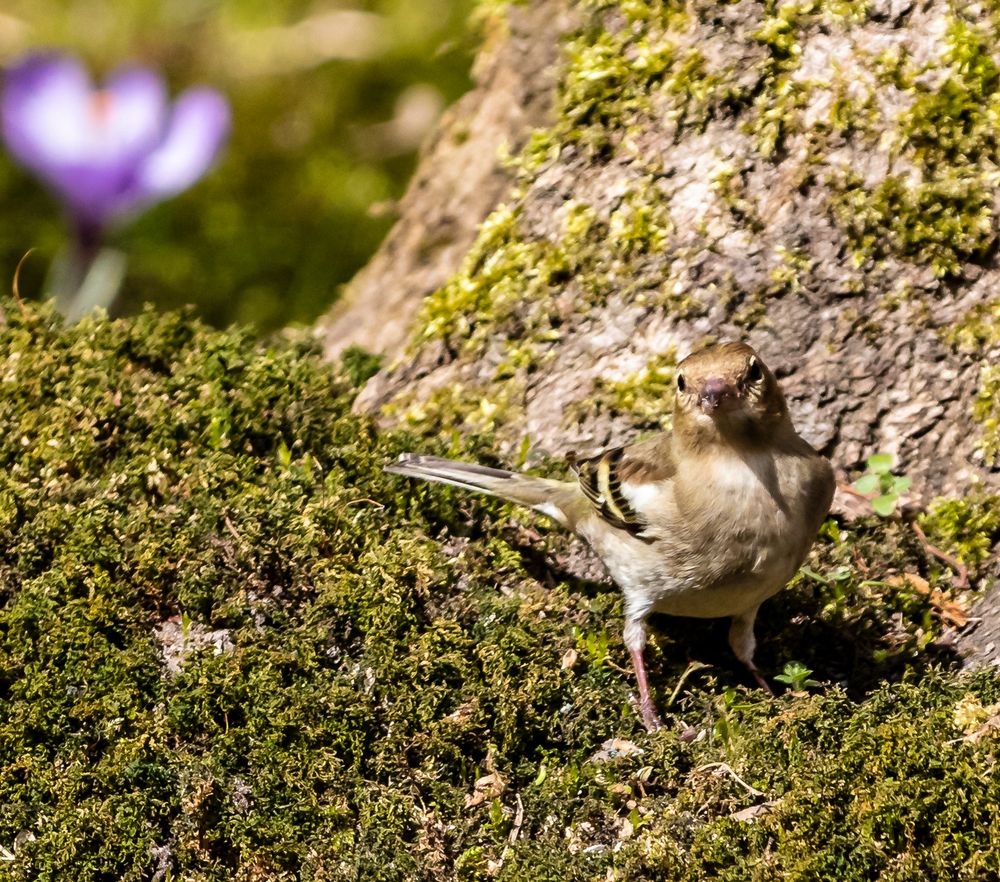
[{"left": 50, "top": 219, "right": 126, "bottom": 321}]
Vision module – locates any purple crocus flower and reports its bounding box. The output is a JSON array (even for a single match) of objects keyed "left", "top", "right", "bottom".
[
  {"left": 0, "top": 52, "right": 230, "bottom": 317},
  {"left": 1, "top": 53, "right": 230, "bottom": 243}
]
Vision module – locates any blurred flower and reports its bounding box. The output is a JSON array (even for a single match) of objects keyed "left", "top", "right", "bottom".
[
  {"left": 2, "top": 52, "right": 230, "bottom": 237},
  {"left": 0, "top": 52, "right": 230, "bottom": 318}
]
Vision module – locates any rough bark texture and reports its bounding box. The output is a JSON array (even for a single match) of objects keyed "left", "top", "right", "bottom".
[
  {"left": 318, "top": 0, "right": 1000, "bottom": 655},
  {"left": 317, "top": 2, "right": 576, "bottom": 358},
  {"left": 960, "top": 587, "right": 1000, "bottom": 668}
]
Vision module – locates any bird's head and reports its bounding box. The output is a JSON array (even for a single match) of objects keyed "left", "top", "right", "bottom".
[{"left": 673, "top": 342, "right": 790, "bottom": 447}]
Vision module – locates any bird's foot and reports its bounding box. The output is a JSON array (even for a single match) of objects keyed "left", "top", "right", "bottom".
[
  {"left": 628, "top": 643, "right": 663, "bottom": 732},
  {"left": 639, "top": 698, "right": 663, "bottom": 732},
  {"left": 748, "top": 665, "right": 774, "bottom": 697}
]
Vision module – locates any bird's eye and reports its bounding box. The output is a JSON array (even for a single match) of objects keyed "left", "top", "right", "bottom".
[
  {"left": 746, "top": 357, "right": 762, "bottom": 383},
  {"left": 676, "top": 374, "right": 686, "bottom": 393}
]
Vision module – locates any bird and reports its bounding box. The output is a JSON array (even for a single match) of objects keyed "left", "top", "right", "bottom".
[{"left": 385, "top": 342, "right": 835, "bottom": 731}]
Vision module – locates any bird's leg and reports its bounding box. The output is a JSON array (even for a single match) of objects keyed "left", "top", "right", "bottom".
[
  {"left": 624, "top": 618, "right": 662, "bottom": 731},
  {"left": 728, "top": 607, "right": 773, "bottom": 697}
]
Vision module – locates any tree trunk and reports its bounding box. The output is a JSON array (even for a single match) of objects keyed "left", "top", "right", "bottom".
[
  {"left": 316, "top": 2, "right": 576, "bottom": 358},
  {"left": 318, "top": 0, "right": 1000, "bottom": 654}
]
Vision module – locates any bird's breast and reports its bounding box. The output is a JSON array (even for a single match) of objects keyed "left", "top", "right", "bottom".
[{"left": 585, "top": 449, "right": 822, "bottom": 618}]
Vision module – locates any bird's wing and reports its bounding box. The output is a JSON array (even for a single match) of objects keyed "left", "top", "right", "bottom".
[{"left": 567, "top": 434, "right": 676, "bottom": 536}]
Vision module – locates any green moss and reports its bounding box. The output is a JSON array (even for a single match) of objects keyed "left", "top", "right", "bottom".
[
  {"left": 0, "top": 303, "right": 998, "bottom": 878},
  {"left": 745, "top": 1, "right": 812, "bottom": 158},
  {"left": 406, "top": 0, "right": 1000, "bottom": 446},
  {"left": 830, "top": 16, "right": 1000, "bottom": 276},
  {"left": 407, "top": 0, "right": 921, "bottom": 430},
  {"left": 608, "top": 185, "right": 674, "bottom": 258},
  {"left": 552, "top": 0, "right": 873, "bottom": 162},
  {"left": 556, "top": 27, "right": 678, "bottom": 154},
  {"left": 594, "top": 350, "right": 677, "bottom": 428},
  {"left": 711, "top": 163, "right": 764, "bottom": 232},
  {"left": 771, "top": 516, "right": 953, "bottom": 671},
  {"left": 973, "top": 363, "right": 1000, "bottom": 466},
  {"left": 0, "top": 302, "right": 622, "bottom": 879},
  {"left": 919, "top": 494, "right": 1000, "bottom": 569},
  {"left": 404, "top": 197, "right": 614, "bottom": 433},
  {"left": 408, "top": 177, "right": 692, "bottom": 435},
  {"left": 416, "top": 201, "right": 606, "bottom": 353},
  {"left": 386, "top": 379, "right": 523, "bottom": 439},
  {"left": 944, "top": 296, "right": 1000, "bottom": 352},
  {"left": 832, "top": 170, "right": 995, "bottom": 277},
  {"left": 544, "top": 0, "right": 706, "bottom": 154},
  {"left": 338, "top": 345, "right": 383, "bottom": 388},
  {"left": 416, "top": 202, "right": 528, "bottom": 345},
  {"left": 500, "top": 672, "right": 1000, "bottom": 880}
]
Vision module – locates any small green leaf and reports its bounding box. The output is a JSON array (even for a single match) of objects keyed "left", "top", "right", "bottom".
[
  {"left": 818, "top": 519, "right": 842, "bottom": 543},
  {"left": 533, "top": 763, "right": 547, "bottom": 787},
  {"left": 799, "top": 566, "right": 829, "bottom": 585},
  {"left": 892, "top": 475, "right": 912, "bottom": 493},
  {"left": 488, "top": 799, "right": 505, "bottom": 828},
  {"left": 853, "top": 474, "right": 880, "bottom": 494},
  {"left": 867, "top": 453, "right": 893, "bottom": 474},
  {"left": 774, "top": 661, "right": 819, "bottom": 690},
  {"left": 516, "top": 434, "right": 532, "bottom": 467},
  {"left": 277, "top": 440, "right": 292, "bottom": 468},
  {"left": 774, "top": 661, "right": 820, "bottom": 692},
  {"left": 872, "top": 493, "right": 898, "bottom": 517},
  {"left": 629, "top": 807, "right": 649, "bottom": 830}
]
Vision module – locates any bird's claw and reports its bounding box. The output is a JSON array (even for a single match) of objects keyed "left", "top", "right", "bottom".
[
  {"left": 640, "top": 699, "right": 663, "bottom": 732},
  {"left": 749, "top": 666, "right": 774, "bottom": 697}
]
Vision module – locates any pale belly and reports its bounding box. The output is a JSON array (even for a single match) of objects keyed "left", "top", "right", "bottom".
[
  {"left": 581, "top": 522, "right": 803, "bottom": 619},
  {"left": 648, "top": 555, "right": 801, "bottom": 618},
  {"left": 575, "top": 452, "right": 820, "bottom": 620}
]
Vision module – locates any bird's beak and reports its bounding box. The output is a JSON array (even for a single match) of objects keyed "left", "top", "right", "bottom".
[{"left": 698, "top": 377, "right": 737, "bottom": 413}]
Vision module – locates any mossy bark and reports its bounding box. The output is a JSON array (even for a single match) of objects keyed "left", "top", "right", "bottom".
[
  {"left": 316, "top": 1, "right": 575, "bottom": 358},
  {"left": 319, "top": 0, "right": 1000, "bottom": 501}
]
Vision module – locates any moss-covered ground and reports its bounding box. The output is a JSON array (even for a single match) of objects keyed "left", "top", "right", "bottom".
[{"left": 0, "top": 304, "right": 997, "bottom": 879}]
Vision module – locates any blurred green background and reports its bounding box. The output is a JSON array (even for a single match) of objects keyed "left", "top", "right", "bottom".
[{"left": 0, "top": 0, "right": 477, "bottom": 331}]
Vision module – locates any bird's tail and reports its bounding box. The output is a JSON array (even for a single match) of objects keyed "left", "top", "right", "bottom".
[{"left": 385, "top": 454, "right": 574, "bottom": 525}]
